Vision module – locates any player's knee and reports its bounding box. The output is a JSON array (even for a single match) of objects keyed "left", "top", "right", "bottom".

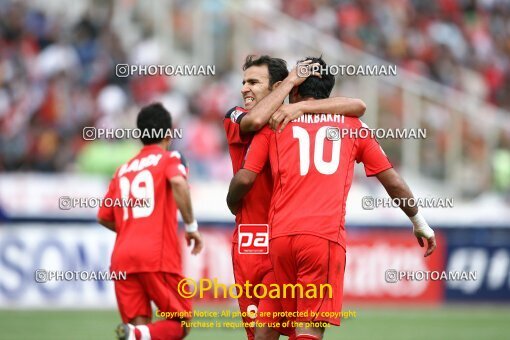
[
  {"left": 255, "top": 326, "right": 280, "bottom": 340},
  {"left": 129, "top": 316, "right": 150, "bottom": 325},
  {"left": 296, "top": 325, "right": 324, "bottom": 339},
  {"left": 182, "top": 325, "right": 191, "bottom": 338}
]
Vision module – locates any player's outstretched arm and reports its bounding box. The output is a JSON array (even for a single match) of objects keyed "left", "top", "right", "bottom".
[
  {"left": 375, "top": 168, "right": 437, "bottom": 257},
  {"left": 269, "top": 96, "right": 367, "bottom": 132},
  {"left": 170, "top": 175, "right": 203, "bottom": 255},
  {"left": 226, "top": 169, "right": 258, "bottom": 215},
  {"left": 240, "top": 60, "right": 320, "bottom": 132},
  {"left": 98, "top": 219, "right": 116, "bottom": 232}
]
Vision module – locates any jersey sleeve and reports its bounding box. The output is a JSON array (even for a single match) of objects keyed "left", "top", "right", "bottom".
[
  {"left": 97, "top": 177, "right": 116, "bottom": 222},
  {"left": 356, "top": 127, "right": 393, "bottom": 176},
  {"left": 223, "top": 106, "right": 251, "bottom": 145},
  {"left": 165, "top": 151, "right": 189, "bottom": 180},
  {"left": 243, "top": 125, "right": 272, "bottom": 174}
]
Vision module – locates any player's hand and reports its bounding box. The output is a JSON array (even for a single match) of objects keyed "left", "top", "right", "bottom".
[
  {"left": 270, "top": 103, "right": 303, "bottom": 132},
  {"left": 288, "top": 60, "right": 322, "bottom": 86},
  {"left": 185, "top": 231, "right": 204, "bottom": 255},
  {"left": 414, "top": 230, "right": 437, "bottom": 257}
]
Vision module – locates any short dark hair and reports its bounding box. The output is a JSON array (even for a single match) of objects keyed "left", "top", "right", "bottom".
[
  {"left": 243, "top": 55, "right": 289, "bottom": 88},
  {"left": 297, "top": 56, "right": 335, "bottom": 99},
  {"left": 136, "top": 103, "right": 172, "bottom": 145}
]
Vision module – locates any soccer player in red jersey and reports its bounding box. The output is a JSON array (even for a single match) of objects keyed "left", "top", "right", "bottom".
[
  {"left": 224, "top": 55, "right": 366, "bottom": 340},
  {"left": 227, "top": 57, "right": 436, "bottom": 340},
  {"left": 98, "top": 103, "right": 203, "bottom": 340}
]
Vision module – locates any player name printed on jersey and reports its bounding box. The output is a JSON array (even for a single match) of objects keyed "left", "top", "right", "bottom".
[
  {"left": 292, "top": 113, "right": 344, "bottom": 124},
  {"left": 118, "top": 154, "right": 162, "bottom": 177}
]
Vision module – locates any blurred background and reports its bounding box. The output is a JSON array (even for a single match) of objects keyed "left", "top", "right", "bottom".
[{"left": 0, "top": 0, "right": 509, "bottom": 339}]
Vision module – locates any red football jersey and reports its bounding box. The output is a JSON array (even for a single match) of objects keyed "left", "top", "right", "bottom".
[
  {"left": 243, "top": 114, "right": 392, "bottom": 248},
  {"left": 223, "top": 106, "right": 273, "bottom": 243},
  {"left": 97, "top": 144, "right": 188, "bottom": 274}
]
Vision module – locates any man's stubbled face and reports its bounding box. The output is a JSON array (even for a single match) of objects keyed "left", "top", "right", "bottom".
[{"left": 241, "top": 65, "right": 273, "bottom": 111}]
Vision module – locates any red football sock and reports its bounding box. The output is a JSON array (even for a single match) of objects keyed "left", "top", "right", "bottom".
[
  {"left": 296, "top": 334, "right": 320, "bottom": 340},
  {"left": 146, "top": 320, "right": 185, "bottom": 340},
  {"left": 134, "top": 328, "right": 142, "bottom": 340}
]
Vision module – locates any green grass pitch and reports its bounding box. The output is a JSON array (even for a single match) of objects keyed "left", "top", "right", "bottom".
[{"left": 1, "top": 305, "right": 509, "bottom": 339}]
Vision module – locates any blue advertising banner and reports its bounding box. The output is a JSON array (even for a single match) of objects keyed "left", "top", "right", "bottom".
[{"left": 443, "top": 228, "right": 510, "bottom": 301}]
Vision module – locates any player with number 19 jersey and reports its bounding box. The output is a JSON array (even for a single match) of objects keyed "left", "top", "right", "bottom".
[{"left": 98, "top": 145, "right": 188, "bottom": 274}]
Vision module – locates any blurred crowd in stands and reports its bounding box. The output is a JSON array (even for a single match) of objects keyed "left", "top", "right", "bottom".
[
  {"left": 283, "top": 0, "right": 510, "bottom": 108},
  {"left": 0, "top": 0, "right": 508, "bottom": 199},
  {"left": 0, "top": 1, "right": 236, "bottom": 180}
]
